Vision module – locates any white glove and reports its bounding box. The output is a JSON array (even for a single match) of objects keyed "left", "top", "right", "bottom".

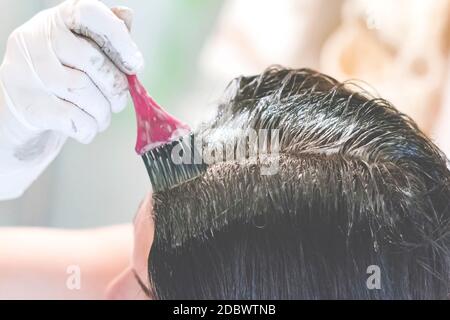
[{"left": 0, "top": 0, "right": 143, "bottom": 200}]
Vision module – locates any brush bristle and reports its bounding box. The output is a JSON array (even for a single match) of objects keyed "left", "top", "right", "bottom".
[{"left": 142, "top": 133, "right": 208, "bottom": 192}]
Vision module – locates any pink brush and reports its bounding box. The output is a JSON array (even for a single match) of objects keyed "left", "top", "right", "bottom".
[
  {"left": 127, "top": 75, "right": 207, "bottom": 191},
  {"left": 127, "top": 75, "right": 191, "bottom": 155}
]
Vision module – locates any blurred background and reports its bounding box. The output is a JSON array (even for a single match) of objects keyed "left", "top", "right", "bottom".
[{"left": 0, "top": 0, "right": 449, "bottom": 228}]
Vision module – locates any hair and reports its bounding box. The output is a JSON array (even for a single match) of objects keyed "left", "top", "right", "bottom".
[{"left": 148, "top": 67, "right": 450, "bottom": 299}]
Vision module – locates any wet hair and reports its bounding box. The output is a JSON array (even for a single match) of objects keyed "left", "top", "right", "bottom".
[{"left": 148, "top": 67, "right": 450, "bottom": 299}]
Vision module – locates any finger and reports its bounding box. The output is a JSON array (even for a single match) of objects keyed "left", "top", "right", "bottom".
[
  {"left": 59, "top": 66, "right": 112, "bottom": 132},
  {"left": 52, "top": 23, "right": 128, "bottom": 113},
  {"left": 58, "top": 0, "right": 144, "bottom": 74},
  {"left": 40, "top": 64, "right": 112, "bottom": 132},
  {"left": 111, "top": 6, "right": 133, "bottom": 31},
  {"left": 33, "top": 95, "right": 98, "bottom": 144}
]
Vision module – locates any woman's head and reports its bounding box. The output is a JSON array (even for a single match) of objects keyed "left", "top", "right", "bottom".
[
  {"left": 105, "top": 193, "right": 154, "bottom": 299},
  {"left": 108, "top": 67, "right": 450, "bottom": 299}
]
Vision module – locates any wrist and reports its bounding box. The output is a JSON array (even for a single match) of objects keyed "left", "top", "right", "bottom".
[
  {"left": 0, "top": 67, "right": 40, "bottom": 146},
  {"left": 0, "top": 76, "right": 66, "bottom": 172},
  {"left": 0, "top": 84, "right": 66, "bottom": 199}
]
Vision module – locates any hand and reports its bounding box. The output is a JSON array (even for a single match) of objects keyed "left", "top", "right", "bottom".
[
  {"left": 0, "top": 0, "right": 143, "bottom": 199},
  {"left": 1, "top": 0, "right": 143, "bottom": 144}
]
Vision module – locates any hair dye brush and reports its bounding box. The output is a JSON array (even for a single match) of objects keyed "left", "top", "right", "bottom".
[{"left": 127, "top": 75, "right": 207, "bottom": 192}]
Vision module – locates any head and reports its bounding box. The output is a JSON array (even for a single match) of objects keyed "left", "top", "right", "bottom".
[{"left": 107, "top": 67, "right": 450, "bottom": 299}]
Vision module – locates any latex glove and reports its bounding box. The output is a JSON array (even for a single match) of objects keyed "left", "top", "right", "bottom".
[{"left": 0, "top": 0, "right": 143, "bottom": 200}]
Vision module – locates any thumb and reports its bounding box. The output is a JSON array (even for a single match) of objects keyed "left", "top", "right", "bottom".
[{"left": 111, "top": 6, "right": 134, "bottom": 32}]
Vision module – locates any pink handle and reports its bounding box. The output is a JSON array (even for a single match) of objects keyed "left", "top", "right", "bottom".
[{"left": 127, "top": 75, "right": 191, "bottom": 155}]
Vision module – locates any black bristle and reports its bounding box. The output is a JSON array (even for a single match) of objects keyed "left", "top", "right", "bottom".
[{"left": 142, "top": 133, "right": 208, "bottom": 192}]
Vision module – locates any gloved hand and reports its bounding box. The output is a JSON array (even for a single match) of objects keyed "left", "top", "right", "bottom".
[{"left": 0, "top": 0, "right": 143, "bottom": 200}]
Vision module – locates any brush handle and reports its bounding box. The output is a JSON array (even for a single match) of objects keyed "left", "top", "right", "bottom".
[{"left": 127, "top": 75, "right": 191, "bottom": 155}]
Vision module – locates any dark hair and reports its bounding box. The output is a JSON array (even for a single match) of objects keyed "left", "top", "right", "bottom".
[{"left": 149, "top": 67, "right": 450, "bottom": 299}]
